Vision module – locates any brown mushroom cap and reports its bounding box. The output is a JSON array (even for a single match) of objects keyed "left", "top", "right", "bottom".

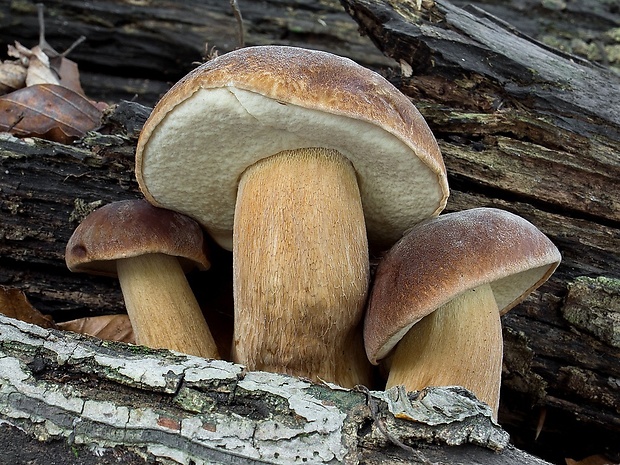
[
  {"left": 135, "top": 45, "right": 449, "bottom": 251},
  {"left": 65, "top": 199, "right": 209, "bottom": 276},
  {"left": 364, "top": 207, "right": 562, "bottom": 364}
]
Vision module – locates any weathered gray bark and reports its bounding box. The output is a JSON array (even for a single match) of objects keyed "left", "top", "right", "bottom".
[
  {"left": 0, "top": 0, "right": 619, "bottom": 463},
  {"left": 0, "top": 314, "right": 550, "bottom": 465}
]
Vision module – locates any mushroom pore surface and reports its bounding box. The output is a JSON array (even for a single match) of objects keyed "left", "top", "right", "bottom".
[{"left": 136, "top": 46, "right": 449, "bottom": 251}]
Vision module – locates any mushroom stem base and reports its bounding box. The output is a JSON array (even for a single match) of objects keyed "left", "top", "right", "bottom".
[
  {"left": 232, "top": 147, "right": 371, "bottom": 388},
  {"left": 386, "top": 283, "right": 503, "bottom": 418},
  {"left": 116, "top": 253, "right": 219, "bottom": 359}
]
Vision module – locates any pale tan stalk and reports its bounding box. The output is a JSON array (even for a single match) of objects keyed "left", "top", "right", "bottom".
[
  {"left": 116, "top": 253, "right": 220, "bottom": 359},
  {"left": 387, "top": 283, "right": 503, "bottom": 418},
  {"left": 232, "top": 147, "right": 371, "bottom": 388}
]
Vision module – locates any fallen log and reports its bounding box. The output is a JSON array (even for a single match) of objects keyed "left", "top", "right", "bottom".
[
  {"left": 339, "top": 0, "right": 620, "bottom": 462},
  {"left": 0, "top": 0, "right": 618, "bottom": 463},
  {"left": 0, "top": 313, "right": 551, "bottom": 465}
]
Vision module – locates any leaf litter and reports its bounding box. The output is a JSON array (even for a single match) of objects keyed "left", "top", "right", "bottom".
[{"left": 0, "top": 4, "right": 106, "bottom": 143}]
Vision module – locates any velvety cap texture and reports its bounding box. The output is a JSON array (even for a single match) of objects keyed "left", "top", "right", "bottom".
[
  {"left": 135, "top": 45, "right": 449, "bottom": 251},
  {"left": 65, "top": 199, "right": 209, "bottom": 277},
  {"left": 364, "top": 207, "right": 561, "bottom": 363}
]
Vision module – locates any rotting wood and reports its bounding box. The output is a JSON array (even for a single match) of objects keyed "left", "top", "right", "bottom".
[
  {"left": 563, "top": 277, "right": 620, "bottom": 349},
  {"left": 0, "top": 313, "right": 556, "bottom": 465},
  {"left": 0, "top": 0, "right": 396, "bottom": 107},
  {"left": 0, "top": 0, "right": 619, "bottom": 463},
  {"left": 338, "top": 1, "right": 620, "bottom": 461}
]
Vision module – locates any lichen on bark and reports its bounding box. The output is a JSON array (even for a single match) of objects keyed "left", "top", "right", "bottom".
[
  {"left": 0, "top": 315, "right": 520, "bottom": 464},
  {"left": 563, "top": 276, "right": 620, "bottom": 348}
]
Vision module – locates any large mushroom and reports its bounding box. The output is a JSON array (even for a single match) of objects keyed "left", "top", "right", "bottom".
[
  {"left": 134, "top": 46, "right": 449, "bottom": 387},
  {"left": 65, "top": 199, "right": 219, "bottom": 359},
  {"left": 364, "top": 207, "right": 561, "bottom": 418}
]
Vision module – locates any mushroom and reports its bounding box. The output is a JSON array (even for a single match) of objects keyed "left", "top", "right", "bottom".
[
  {"left": 364, "top": 207, "right": 561, "bottom": 418},
  {"left": 65, "top": 199, "right": 219, "bottom": 359},
  {"left": 134, "top": 46, "right": 449, "bottom": 387}
]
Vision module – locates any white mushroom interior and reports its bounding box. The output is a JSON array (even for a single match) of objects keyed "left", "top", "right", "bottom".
[
  {"left": 491, "top": 264, "right": 557, "bottom": 312},
  {"left": 140, "top": 87, "right": 445, "bottom": 250}
]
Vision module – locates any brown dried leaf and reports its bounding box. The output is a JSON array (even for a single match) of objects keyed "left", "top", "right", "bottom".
[
  {"left": 5, "top": 15, "right": 85, "bottom": 95},
  {"left": 22, "top": 46, "right": 83, "bottom": 94},
  {"left": 0, "top": 285, "right": 56, "bottom": 329},
  {"left": 566, "top": 455, "right": 619, "bottom": 465},
  {"left": 57, "top": 315, "right": 135, "bottom": 344},
  {"left": 0, "top": 83, "right": 104, "bottom": 143},
  {"left": 53, "top": 57, "right": 85, "bottom": 95}
]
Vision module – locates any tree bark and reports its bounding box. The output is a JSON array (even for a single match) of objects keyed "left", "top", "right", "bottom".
[
  {"left": 0, "top": 0, "right": 395, "bottom": 107},
  {"left": 0, "top": 0, "right": 619, "bottom": 463},
  {"left": 0, "top": 313, "right": 549, "bottom": 465},
  {"left": 338, "top": 0, "right": 620, "bottom": 462}
]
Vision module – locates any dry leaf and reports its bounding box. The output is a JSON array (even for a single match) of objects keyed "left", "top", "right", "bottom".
[
  {"left": 53, "top": 57, "right": 85, "bottom": 96},
  {"left": 1, "top": 3, "right": 87, "bottom": 97},
  {"left": 0, "top": 83, "right": 103, "bottom": 143},
  {"left": 566, "top": 455, "right": 619, "bottom": 465},
  {"left": 0, "top": 285, "right": 56, "bottom": 329},
  {"left": 58, "top": 315, "right": 135, "bottom": 344},
  {"left": 0, "top": 60, "right": 27, "bottom": 94},
  {"left": 4, "top": 41, "right": 84, "bottom": 94},
  {"left": 24, "top": 45, "right": 61, "bottom": 87},
  {"left": 6, "top": 42, "right": 60, "bottom": 88},
  {"left": 0, "top": 5, "right": 97, "bottom": 140}
]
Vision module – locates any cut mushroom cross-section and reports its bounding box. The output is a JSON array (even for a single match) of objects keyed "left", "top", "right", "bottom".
[
  {"left": 65, "top": 199, "right": 219, "bottom": 359},
  {"left": 364, "top": 207, "right": 561, "bottom": 418},
  {"left": 135, "top": 45, "right": 449, "bottom": 387}
]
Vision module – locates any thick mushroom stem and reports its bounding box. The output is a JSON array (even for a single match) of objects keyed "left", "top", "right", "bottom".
[
  {"left": 232, "top": 147, "right": 371, "bottom": 388},
  {"left": 386, "top": 283, "right": 504, "bottom": 418},
  {"left": 116, "top": 253, "right": 220, "bottom": 359}
]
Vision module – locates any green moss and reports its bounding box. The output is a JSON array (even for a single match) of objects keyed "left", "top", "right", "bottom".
[
  {"left": 604, "top": 27, "right": 620, "bottom": 43},
  {"left": 68, "top": 198, "right": 103, "bottom": 224},
  {"left": 174, "top": 386, "right": 215, "bottom": 413}
]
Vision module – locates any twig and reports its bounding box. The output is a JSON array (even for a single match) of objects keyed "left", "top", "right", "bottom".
[
  {"left": 36, "top": 3, "right": 86, "bottom": 58},
  {"left": 230, "top": 0, "right": 245, "bottom": 48}
]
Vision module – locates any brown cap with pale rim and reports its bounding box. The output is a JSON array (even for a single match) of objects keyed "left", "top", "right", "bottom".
[
  {"left": 135, "top": 45, "right": 449, "bottom": 251},
  {"left": 364, "top": 207, "right": 561, "bottom": 364},
  {"left": 65, "top": 199, "right": 209, "bottom": 277}
]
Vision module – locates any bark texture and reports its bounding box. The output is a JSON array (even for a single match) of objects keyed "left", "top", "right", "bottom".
[
  {"left": 0, "top": 314, "right": 547, "bottom": 465},
  {"left": 0, "top": 0, "right": 619, "bottom": 464},
  {"left": 338, "top": 1, "right": 620, "bottom": 462}
]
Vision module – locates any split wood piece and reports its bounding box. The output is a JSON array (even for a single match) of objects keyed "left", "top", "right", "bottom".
[
  {"left": 364, "top": 207, "right": 562, "bottom": 419},
  {"left": 135, "top": 45, "right": 449, "bottom": 387},
  {"left": 65, "top": 199, "right": 219, "bottom": 359}
]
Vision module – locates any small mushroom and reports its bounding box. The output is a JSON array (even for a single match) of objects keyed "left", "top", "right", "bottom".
[
  {"left": 364, "top": 207, "right": 561, "bottom": 418},
  {"left": 135, "top": 46, "right": 449, "bottom": 387},
  {"left": 65, "top": 199, "right": 219, "bottom": 359}
]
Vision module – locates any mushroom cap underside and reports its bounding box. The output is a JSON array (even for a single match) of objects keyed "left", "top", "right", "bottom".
[
  {"left": 65, "top": 199, "right": 210, "bottom": 277},
  {"left": 135, "top": 45, "right": 449, "bottom": 251},
  {"left": 364, "top": 207, "right": 562, "bottom": 363}
]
